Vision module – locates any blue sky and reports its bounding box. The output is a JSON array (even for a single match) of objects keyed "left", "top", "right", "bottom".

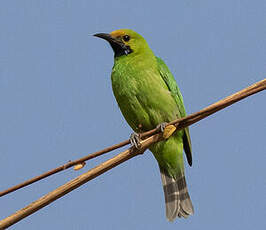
[{"left": 0, "top": 1, "right": 265, "bottom": 229}]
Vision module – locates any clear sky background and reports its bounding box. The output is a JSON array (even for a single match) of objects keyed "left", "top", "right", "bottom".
[{"left": 0, "top": 1, "right": 265, "bottom": 229}]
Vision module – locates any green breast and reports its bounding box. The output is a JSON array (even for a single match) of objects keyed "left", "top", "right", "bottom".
[
  {"left": 111, "top": 54, "right": 185, "bottom": 177},
  {"left": 111, "top": 56, "right": 180, "bottom": 133}
]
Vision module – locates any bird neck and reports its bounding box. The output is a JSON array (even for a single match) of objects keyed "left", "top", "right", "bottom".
[{"left": 114, "top": 48, "right": 156, "bottom": 68}]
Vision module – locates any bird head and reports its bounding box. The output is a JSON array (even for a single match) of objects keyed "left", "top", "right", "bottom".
[{"left": 94, "top": 29, "right": 149, "bottom": 58}]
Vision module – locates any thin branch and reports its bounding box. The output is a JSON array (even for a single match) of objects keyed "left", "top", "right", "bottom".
[
  {"left": 0, "top": 79, "right": 265, "bottom": 198},
  {"left": 0, "top": 140, "right": 130, "bottom": 197},
  {"left": 0, "top": 79, "right": 265, "bottom": 229}
]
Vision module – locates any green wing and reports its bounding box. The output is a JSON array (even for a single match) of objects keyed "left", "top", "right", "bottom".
[{"left": 156, "top": 57, "right": 192, "bottom": 166}]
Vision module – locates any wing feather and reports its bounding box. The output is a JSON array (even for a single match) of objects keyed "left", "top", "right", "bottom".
[{"left": 156, "top": 57, "right": 192, "bottom": 166}]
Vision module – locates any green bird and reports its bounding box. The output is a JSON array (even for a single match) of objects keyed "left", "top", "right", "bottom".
[{"left": 94, "top": 29, "right": 194, "bottom": 221}]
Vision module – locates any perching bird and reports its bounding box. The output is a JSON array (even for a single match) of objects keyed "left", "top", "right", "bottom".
[{"left": 94, "top": 29, "right": 194, "bottom": 221}]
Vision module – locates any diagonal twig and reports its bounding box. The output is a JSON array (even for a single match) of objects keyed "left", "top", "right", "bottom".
[
  {"left": 0, "top": 79, "right": 265, "bottom": 199},
  {"left": 0, "top": 78, "right": 265, "bottom": 229}
]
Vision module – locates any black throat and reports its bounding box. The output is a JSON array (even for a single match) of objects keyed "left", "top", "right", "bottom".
[{"left": 111, "top": 43, "right": 133, "bottom": 57}]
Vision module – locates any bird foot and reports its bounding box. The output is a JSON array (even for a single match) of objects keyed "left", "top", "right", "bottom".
[
  {"left": 157, "top": 122, "right": 176, "bottom": 139},
  {"left": 130, "top": 132, "right": 142, "bottom": 149},
  {"left": 157, "top": 122, "right": 167, "bottom": 132}
]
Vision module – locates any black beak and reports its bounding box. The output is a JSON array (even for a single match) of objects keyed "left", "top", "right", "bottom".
[
  {"left": 94, "top": 33, "right": 132, "bottom": 57},
  {"left": 94, "top": 33, "right": 115, "bottom": 42}
]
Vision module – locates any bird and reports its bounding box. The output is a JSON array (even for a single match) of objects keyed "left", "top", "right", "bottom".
[{"left": 94, "top": 29, "right": 194, "bottom": 221}]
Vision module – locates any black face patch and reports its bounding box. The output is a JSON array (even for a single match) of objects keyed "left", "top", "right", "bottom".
[
  {"left": 116, "top": 45, "right": 133, "bottom": 57},
  {"left": 112, "top": 41, "right": 133, "bottom": 57},
  {"left": 93, "top": 33, "right": 133, "bottom": 57}
]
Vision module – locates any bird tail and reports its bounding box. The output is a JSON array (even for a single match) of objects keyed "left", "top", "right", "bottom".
[{"left": 160, "top": 168, "right": 194, "bottom": 221}]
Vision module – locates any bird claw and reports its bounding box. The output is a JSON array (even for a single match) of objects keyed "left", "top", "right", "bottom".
[
  {"left": 130, "top": 132, "right": 141, "bottom": 149},
  {"left": 157, "top": 122, "right": 176, "bottom": 139},
  {"left": 156, "top": 122, "right": 168, "bottom": 132}
]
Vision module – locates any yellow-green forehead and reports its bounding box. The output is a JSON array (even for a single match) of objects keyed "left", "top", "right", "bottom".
[
  {"left": 110, "top": 29, "right": 137, "bottom": 37},
  {"left": 110, "top": 30, "right": 126, "bottom": 37}
]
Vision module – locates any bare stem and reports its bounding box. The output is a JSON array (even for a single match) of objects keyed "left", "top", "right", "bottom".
[{"left": 0, "top": 79, "right": 265, "bottom": 229}]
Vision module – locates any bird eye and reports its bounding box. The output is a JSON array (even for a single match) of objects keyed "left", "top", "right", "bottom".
[{"left": 123, "top": 35, "right": 130, "bottom": 42}]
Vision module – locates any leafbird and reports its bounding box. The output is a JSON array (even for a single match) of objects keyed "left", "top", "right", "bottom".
[{"left": 94, "top": 29, "right": 194, "bottom": 221}]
